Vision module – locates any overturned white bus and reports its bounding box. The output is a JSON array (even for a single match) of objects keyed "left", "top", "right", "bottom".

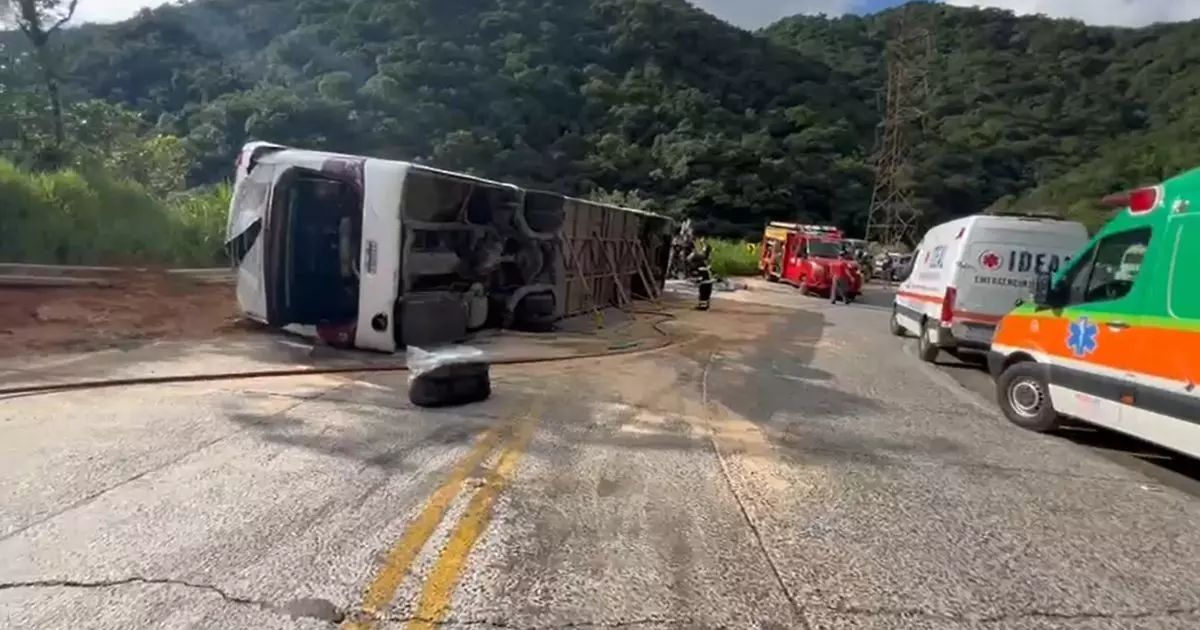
[{"left": 225, "top": 142, "right": 672, "bottom": 352}]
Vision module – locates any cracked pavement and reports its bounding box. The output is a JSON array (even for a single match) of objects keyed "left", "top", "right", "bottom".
[{"left": 1, "top": 282, "right": 1199, "bottom": 629}]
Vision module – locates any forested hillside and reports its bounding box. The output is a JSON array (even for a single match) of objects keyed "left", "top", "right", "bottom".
[
  {"left": 768, "top": 6, "right": 1200, "bottom": 229},
  {"left": 3, "top": 0, "right": 1200, "bottom": 245}
]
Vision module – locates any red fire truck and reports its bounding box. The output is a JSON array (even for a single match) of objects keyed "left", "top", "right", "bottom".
[{"left": 759, "top": 222, "right": 863, "bottom": 300}]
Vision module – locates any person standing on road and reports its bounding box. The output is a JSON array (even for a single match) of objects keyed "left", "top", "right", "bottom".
[
  {"left": 688, "top": 242, "right": 714, "bottom": 310},
  {"left": 830, "top": 247, "right": 855, "bottom": 304}
]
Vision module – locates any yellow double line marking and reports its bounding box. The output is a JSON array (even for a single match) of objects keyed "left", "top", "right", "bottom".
[{"left": 344, "top": 404, "right": 541, "bottom": 629}]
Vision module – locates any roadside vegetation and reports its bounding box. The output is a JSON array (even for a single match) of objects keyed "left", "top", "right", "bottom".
[
  {"left": 0, "top": 158, "right": 230, "bottom": 266},
  {"left": 705, "top": 239, "right": 760, "bottom": 278}
]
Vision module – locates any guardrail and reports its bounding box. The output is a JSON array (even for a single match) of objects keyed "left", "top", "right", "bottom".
[{"left": 0, "top": 264, "right": 236, "bottom": 288}]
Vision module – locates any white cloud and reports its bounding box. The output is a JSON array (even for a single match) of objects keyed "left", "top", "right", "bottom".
[
  {"left": 944, "top": 0, "right": 1200, "bottom": 28},
  {"left": 72, "top": 0, "right": 175, "bottom": 25},
  {"left": 687, "top": 0, "right": 859, "bottom": 29}
]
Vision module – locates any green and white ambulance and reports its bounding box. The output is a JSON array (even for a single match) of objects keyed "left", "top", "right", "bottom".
[{"left": 988, "top": 169, "right": 1200, "bottom": 459}]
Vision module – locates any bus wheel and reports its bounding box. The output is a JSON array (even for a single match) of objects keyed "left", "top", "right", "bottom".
[
  {"left": 917, "top": 320, "right": 941, "bottom": 362},
  {"left": 410, "top": 363, "right": 492, "bottom": 408},
  {"left": 889, "top": 306, "right": 906, "bottom": 337},
  {"left": 997, "top": 362, "right": 1060, "bottom": 432}
]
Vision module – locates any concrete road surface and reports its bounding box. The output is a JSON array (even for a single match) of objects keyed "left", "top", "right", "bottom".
[{"left": 2, "top": 282, "right": 1199, "bottom": 629}]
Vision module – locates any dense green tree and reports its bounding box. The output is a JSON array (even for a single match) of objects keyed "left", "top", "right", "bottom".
[
  {"left": 3, "top": 0, "right": 1200, "bottom": 240},
  {"left": 1, "top": 0, "right": 80, "bottom": 163}
]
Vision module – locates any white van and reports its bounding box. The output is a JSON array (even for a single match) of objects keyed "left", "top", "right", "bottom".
[{"left": 890, "top": 214, "right": 1089, "bottom": 361}]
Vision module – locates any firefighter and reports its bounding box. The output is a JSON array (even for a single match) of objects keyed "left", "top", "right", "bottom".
[
  {"left": 688, "top": 242, "right": 714, "bottom": 310},
  {"left": 696, "top": 264, "right": 714, "bottom": 310}
]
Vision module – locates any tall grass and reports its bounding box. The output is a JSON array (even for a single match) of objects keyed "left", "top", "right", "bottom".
[
  {"left": 0, "top": 159, "right": 230, "bottom": 266},
  {"left": 166, "top": 183, "right": 233, "bottom": 266},
  {"left": 705, "top": 238, "right": 760, "bottom": 277}
]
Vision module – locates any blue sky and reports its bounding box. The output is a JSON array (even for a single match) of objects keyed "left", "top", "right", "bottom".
[{"left": 72, "top": 0, "right": 1200, "bottom": 29}]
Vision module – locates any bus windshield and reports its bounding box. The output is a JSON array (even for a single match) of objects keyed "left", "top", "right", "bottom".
[{"left": 807, "top": 240, "right": 842, "bottom": 258}]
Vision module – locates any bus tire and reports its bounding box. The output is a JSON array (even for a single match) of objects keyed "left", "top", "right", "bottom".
[
  {"left": 889, "top": 307, "right": 906, "bottom": 337},
  {"left": 996, "top": 362, "right": 1060, "bottom": 432},
  {"left": 409, "top": 363, "right": 492, "bottom": 408},
  {"left": 512, "top": 292, "right": 557, "bottom": 332},
  {"left": 917, "top": 320, "right": 941, "bottom": 363}
]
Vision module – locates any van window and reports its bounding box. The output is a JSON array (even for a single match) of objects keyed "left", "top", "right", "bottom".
[
  {"left": 1061, "top": 228, "right": 1152, "bottom": 305},
  {"left": 1169, "top": 219, "right": 1200, "bottom": 319}
]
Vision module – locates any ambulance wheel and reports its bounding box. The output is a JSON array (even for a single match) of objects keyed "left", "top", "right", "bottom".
[
  {"left": 997, "top": 362, "right": 1060, "bottom": 432},
  {"left": 889, "top": 307, "right": 906, "bottom": 337},
  {"left": 917, "top": 320, "right": 941, "bottom": 363}
]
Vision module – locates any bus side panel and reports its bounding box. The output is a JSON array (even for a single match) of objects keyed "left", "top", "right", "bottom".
[{"left": 354, "top": 161, "right": 408, "bottom": 353}]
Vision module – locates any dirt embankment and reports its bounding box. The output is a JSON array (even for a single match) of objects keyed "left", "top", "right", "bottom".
[{"left": 0, "top": 272, "right": 242, "bottom": 358}]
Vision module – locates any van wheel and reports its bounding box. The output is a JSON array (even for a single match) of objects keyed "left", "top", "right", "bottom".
[
  {"left": 889, "top": 307, "right": 906, "bottom": 337},
  {"left": 917, "top": 320, "right": 940, "bottom": 362},
  {"left": 997, "top": 362, "right": 1060, "bottom": 432}
]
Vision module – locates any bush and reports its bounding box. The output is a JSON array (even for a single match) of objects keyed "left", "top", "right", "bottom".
[
  {"left": 166, "top": 183, "right": 233, "bottom": 266},
  {"left": 0, "top": 159, "right": 229, "bottom": 267},
  {"left": 706, "top": 238, "right": 760, "bottom": 277}
]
